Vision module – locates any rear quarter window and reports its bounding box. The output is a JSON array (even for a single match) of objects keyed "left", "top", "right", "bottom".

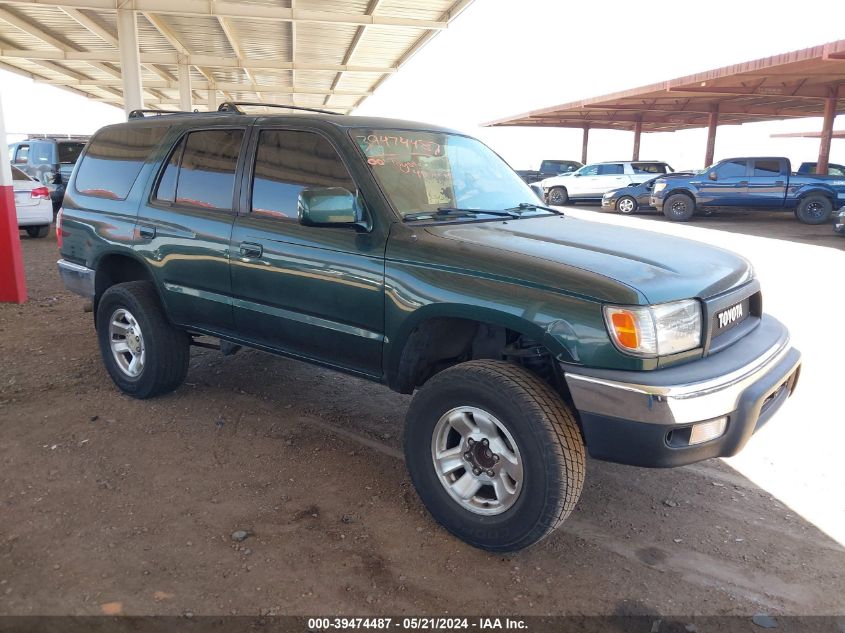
[{"left": 75, "top": 126, "right": 169, "bottom": 200}]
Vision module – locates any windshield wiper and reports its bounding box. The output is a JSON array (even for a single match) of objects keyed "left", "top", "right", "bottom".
[
  {"left": 403, "top": 207, "right": 520, "bottom": 222},
  {"left": 505, "top": 202, "right": 564, "bottom": 215}
]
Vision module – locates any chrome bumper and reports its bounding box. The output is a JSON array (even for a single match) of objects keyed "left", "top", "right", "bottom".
[
  {"left": 564, "top": 315, "right": 798, "bottom": 426},
  {"left": 57, "top": 259, "right": 95, "bottom": 299}
]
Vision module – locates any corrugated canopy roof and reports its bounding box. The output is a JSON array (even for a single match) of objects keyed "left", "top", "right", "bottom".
[
  {"left": 0, "top": 0, "right": 472, "bottom": 113},
  {"left": 484, "top": 40, "right": 845, "bottom": 132}
]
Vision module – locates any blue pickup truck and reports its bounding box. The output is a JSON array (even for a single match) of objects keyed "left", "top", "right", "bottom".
[{"left": 651, "top": 157, "right": 845, "bottom": 224}]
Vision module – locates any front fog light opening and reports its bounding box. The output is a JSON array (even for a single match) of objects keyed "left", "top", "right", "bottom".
[{"left": 666, "top": 417, "right": 728, "bottom": 448}]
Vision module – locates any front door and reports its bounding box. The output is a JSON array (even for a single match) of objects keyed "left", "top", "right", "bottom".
[
  {"left": 697, "top": 159, "right": 749, "bottom": 207},
  {"left": 229, "top": 127, "right": 386, "bottom": 377}
]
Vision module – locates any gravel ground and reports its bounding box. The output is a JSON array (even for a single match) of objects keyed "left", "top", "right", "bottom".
[{"left": 1, "top": 214, "right": 843, "bottom": 619}]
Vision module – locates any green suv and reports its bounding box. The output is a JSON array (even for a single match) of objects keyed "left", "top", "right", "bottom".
[{"left": 57, "top": 106, "right": 801, "bottom": 551}]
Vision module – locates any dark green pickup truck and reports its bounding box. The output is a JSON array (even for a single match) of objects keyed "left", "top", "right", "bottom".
[{"left": 57, "top": 107, "right": 801, "bottom": 551}]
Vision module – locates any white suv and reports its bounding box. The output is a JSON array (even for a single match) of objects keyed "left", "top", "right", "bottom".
[
  {"left": 541, "top": 161, "right": 673, "bottom": 205},
  {"left": 12, "top": 165, "right": 53, "bottom": 238}
]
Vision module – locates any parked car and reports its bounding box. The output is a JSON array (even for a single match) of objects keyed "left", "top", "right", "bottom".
[
  {"left": 542, "top": 161, "right": 674, "bottom": 205},
  {"left": 10, "top": 164, "right": 53, "bottom": 238},
  {"left": 516, "top": 159, "right": 582, "bottom": 184},
  {"left": 651, "top": 157, "right": 845, "bottom": 224},
  {"left": 601, "top": 172, "right": 694, "bottom": 214},
  {"left": 57, "top": 109, "right": 800, "bottom": 551},
  {"left": 8, "top": 136, "right": 88, "bottom": 213},
  {"left": 797, "top": 161, "right": 845, "bottom": 177}
]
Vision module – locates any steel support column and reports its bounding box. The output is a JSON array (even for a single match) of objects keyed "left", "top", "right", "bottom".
[
  {"left": 632, "top": 118, "right": 642, "bottom": 161},
  {"left": 817, "top": 88, "right": 838, "bottom": 175},
  {"left": 581, "top": 127, "right": 590, "bottom": 165},
  {"left": 0, "top": 93, "right": 27, "bottom": 303},
  {"left": 116, "top": 8, "right": 143, "bottom": 115},
  {"left": 206, "top": 86, "right": 218, "bottom": 112},
  {"left": 178, "top": 60, "right": 192, "bottom": 111},
  {"left": 704, "top": 106, "right": 719, "bottom": 167}
]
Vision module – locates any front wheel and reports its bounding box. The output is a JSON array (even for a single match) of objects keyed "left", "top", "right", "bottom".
[
  {"left": 96, "top": 281, "right": 190, "bottom": 399},
  {"left": 404, "top": 360, "right": 586, "bottom": 551},
  {"left": 663, "top": 193, "right": 695, "bottom": 221},
  {"left": 794, "top": 195, "right": 833, "bottom": 225},
  {"left": 616, "top": 196, "right": 638, "bottom": 214},
  {"left": 547, "top": 186, "right": 569, "bottom": 206}
]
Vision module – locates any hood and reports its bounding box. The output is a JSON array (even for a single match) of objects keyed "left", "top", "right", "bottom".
[{"left": 425, "top": 215, "right": 751, "bottom": 304}]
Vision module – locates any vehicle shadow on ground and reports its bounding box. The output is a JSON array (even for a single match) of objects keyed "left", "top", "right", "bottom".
[
  {"left": 176, "top": 346, "right": 845, "bottom": 615},
  {"left": 574, "top": 204, "right": 845, "bottom": 250}
]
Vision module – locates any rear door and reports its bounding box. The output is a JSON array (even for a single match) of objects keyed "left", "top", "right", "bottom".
[
  {"left": 135, "top": 125, "right": 247, "bottom": 334},
  {"left": 747, "top": 158, "right": 787, "bottom": 207},
  {"left": 593, "top": 163, "right": 627, "bottom": 194},
  {"left": 229, "top": 126, "right": 386, "bottom": 377},
  {"left": 697, "top": 159, "right": 749, "bottom": 207}
]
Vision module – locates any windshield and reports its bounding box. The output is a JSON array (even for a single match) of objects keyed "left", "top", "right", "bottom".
[
  {"left": 58, "top": 142, "right": 86, "bottom": 164},
  {"left": 353, "top": 129, "right": 541, "bottom": 218}
]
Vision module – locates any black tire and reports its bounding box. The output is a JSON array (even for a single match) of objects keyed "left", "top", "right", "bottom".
[
  {"left": 663, "top": 193, "right": 695, "bottom": 221},
  {"left": 794, "top": 195, "right": 833, "bottom": 225},
  {"left": 96, "top": 281, "right": 190, "bottom": 399},
  {"left": 616, "top": 196, "right": 638, "bottom": 214},
  {"left": 25, "top": 225, "right": 50, "bottom": 238},
  {"left": 547, "top": 186, "right": 569, "bottom": 206},
  {"left": 404, "top": 360, "right": 585, "bottom": 551}
]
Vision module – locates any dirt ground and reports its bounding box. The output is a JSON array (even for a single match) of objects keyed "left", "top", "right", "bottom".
[{"left": 1, "top": 214, "right": 844, "bottom": 619}]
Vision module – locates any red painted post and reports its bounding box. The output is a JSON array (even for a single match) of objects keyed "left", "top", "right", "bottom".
[
  {"left": 704, "top": 105, "right": 719, "bottom": 168},
  {"left": 581, "top": 126, "right": 589, "bottom": 164},
  {"left": 816, "top": 89, "right": 837, "bottom": 175},
  {"left": 0, "top": 93, "right": 28, "bottom": 304},
  {"left": 632, "top": 118, "right": 642, "bottom": 161}
]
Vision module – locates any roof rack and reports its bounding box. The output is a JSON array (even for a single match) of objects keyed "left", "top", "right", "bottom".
[
  {"left": 217, "top": 101, "right": 340, "bottom": 115},
  {"left": 127, "top": 109, "right": 196, "bottom": 120},
  {"left": 19, "top": 133, "right": 90, "bottom": 140}
]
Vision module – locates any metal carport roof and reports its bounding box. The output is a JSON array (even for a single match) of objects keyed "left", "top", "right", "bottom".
[
  {"left": 0, "top": 0, "right": 473, "bottom": 113},
  {"left": 484, "top": 39, "right": 845, "bottom": 171}
]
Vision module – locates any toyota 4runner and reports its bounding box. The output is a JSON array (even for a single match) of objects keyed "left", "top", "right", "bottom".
[{"left": 56, "top": 105, "right": 801, "bottom": 551}]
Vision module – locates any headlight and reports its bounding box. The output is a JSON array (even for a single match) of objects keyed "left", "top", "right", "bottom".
[
  {"left": 653, "top": 182, "right": 667, "bottom": 193},
  {"left": 603, "top": 299, "right": 702, "bottom": 357}
]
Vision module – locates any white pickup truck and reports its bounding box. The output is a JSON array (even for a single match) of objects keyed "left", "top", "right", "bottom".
[{"left": 541, "top": 160, "right": 673, "bottom": 205}]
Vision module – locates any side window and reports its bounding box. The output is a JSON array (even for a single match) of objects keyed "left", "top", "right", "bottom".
[
  {"left": 752, "top": 160, "right": 781, "bottom": 177},
  {"left": 153, "top": 137, "right": 184, "bottom": 205},
  {"left": 578, "top": 165, "right": 599, "bottom": 176},
  {"left": 716, "top": 160, "right": 747, "bottom": 179},
  {"left": 598, "top": 164, "right": 624, "bottom": 175},
  {"left": 14, "top": 144, "right": 29, "bottom": 164},
  {"left": 32, "top": 142, "right": 52, "bottom": 164},
  {"left": 251, "top": 129, "right": 356, "bottom": 220},
  {"left": 831, "top": 166, "right": 845, "bottom": 177},
  {"left": 75, "top": 125, "right": 169, "bottom": 200},
  {"left": 153, "top": 129, "right": 244, "bottom": 210}
]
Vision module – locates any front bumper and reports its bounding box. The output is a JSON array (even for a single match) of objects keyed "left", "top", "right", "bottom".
[
  {"left": 57, "top": 259, "right": 95, "bottom": 300},
  {"left": 601, "top": 197, "right": 615, "bottom": 209},
  {"left": 835, "top": 212, "right": 845, "bottom": 234},
  {"left": 650, "top": 195, "right": 663, "bottom": 210},
  {"left": 563, "top": 315, "right": 801, "bottom": 467}
]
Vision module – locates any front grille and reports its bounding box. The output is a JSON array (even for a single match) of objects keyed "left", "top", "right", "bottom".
[{"left": 701, "top": 280, "right": 762, "bottom": 355}]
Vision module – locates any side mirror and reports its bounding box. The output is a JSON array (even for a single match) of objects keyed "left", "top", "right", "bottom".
[
  {"left": 573, "top": 172, "right": 582, "bottom": 177},
  {"left": 708, "top": 171, "right": 718, "bottom": 181},
  {"left": 297, "top": 187, "right": 364, "bottom": 228},
  {"left": 529, "top": 183, "right": 544, "bottom": 202}
]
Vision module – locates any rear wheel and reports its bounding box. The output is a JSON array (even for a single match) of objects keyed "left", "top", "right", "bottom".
[
  {"left": 794, "top": 195, "right": 833, "bottom": 225},
  {"left": 663, "top": 193, "right": 695, "bottom": 221},
  {"left": 26, "top": 225, "right": 49, "bottom": 238},
  {"left": 616, "top": 196, "right": 638, "bottom": 214},
  {"left": 548, "top": 186, "right": 569, "bottom": 206},
  {"left": 96, "top": 281, "right": 190, "bottom": 399},
  {"left": 404, "top": 360, "right": 585, "bottom": 551}
]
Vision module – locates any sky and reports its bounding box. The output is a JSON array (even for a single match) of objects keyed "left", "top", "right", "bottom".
[{"left": 2, "top": 0, "right": 844, "bottom": 170}]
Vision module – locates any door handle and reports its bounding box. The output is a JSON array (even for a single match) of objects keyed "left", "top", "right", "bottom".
[
  {"left": 138, "top": 224, "right": 156, "bottom": 239},
  {"left": 774, "top": 180, "right": 785, "bottom": 186},
  {"left": 738, "top": 181, "right": 749, "bottom": 186},
  {"left": 239, "top": 242, "right": 263, "bottom": 258}
]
